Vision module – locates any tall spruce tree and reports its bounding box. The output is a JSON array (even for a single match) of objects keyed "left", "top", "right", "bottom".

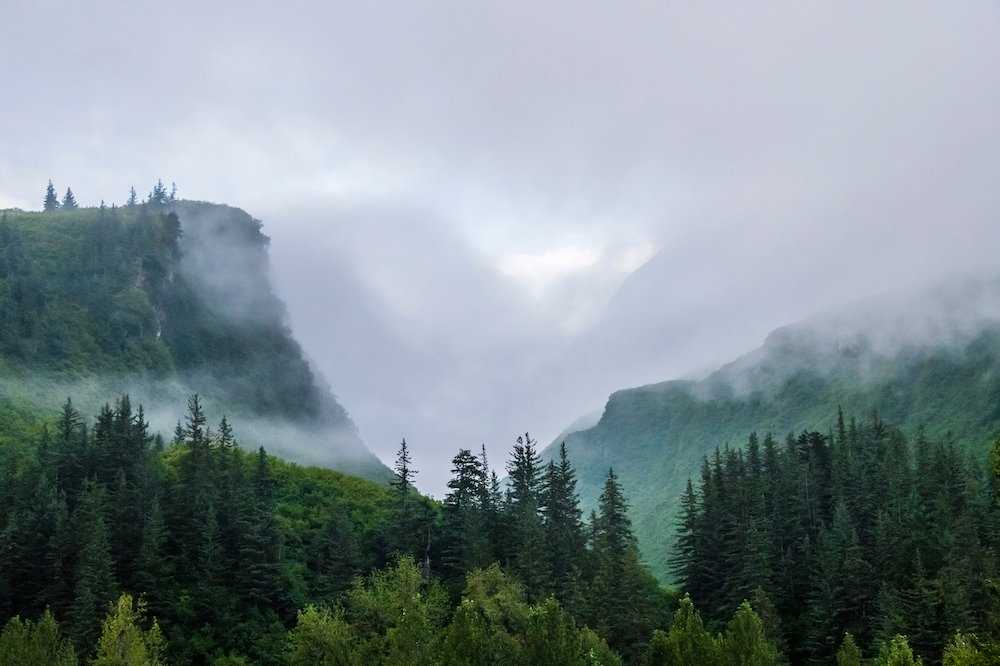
[
  {"left": 43, "top": 180, "right": 60, "bottom": 211},
  {"left": 541, "top": 442, "right": 585, "bottom": 612},
  {"left": 69, "top": 481, "right": 118, "bottom": 650},
  {"left": 504, "top": 433, "right": 548, "bottom": 599}
]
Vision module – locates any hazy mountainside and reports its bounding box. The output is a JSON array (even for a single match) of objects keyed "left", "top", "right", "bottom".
[
  {"left": 0, "top": 200, "right": 389, "bottom": 480},
  {"left": 546, "top": 275, "right": 1000, "bottom": 580}
]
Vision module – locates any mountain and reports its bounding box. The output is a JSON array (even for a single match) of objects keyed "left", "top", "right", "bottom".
[
  {"left": 0, "top": 200, "right": 390, "bottom": 480},
  {"left": 544, "top": 274, "right": 1000, "bottom": 580}
]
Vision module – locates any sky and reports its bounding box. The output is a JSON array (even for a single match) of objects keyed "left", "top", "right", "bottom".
[{"left": 2, "top": 2, "right": 1000, "bottom": 493}]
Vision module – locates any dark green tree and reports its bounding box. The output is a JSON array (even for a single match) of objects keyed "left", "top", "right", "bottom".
[
  {"left": 43, "top": 180, "right": 60, "bottom": 211},
  {"left": 61, "top": 188, "right": 78, "bottom": 210}
]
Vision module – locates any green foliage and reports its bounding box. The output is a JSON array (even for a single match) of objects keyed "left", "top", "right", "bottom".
[
  {"left": 0, "top": 610, "right": 77, "bottom": 666},
  {"left": 345, "top": 556, "right": 448, "bottom": 666},
  {"left": 285, "top": 606, "right": 359, "bottom": 666},
  {"left": 0, "top": 201, "right": 387, "bottom": 480},
  {"left": 642, "top": 596, "right": 721, "bottom": 666},
  {"left": 719, "top": 601, "right": 781, "bottom": 666},
  {"left": 674, "top": 415, "right": 1000, "bottom": 663},
  {"left": 836, "top": 632, "right": 862, "bottom": 666},
  {"left": 91, "top": 594, "right": 166, "bottom": 666},
  {"left": 546, "top": 324, "right": 1000, "bottom": 582},
  {"left": 873, "top": 635, "right": 922, "bottom": 666}
]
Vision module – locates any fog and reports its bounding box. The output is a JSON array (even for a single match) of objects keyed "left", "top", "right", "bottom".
[{"left": 2, "top": 2, "right": 1000, "bottom": 493}]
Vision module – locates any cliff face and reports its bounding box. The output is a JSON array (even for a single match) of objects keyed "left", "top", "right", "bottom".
[{"left": 0, "top": 201, "right": 390, "bottom": 481}]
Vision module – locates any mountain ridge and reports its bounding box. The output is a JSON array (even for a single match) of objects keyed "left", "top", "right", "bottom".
[{"left": 544, "top": 273, "right": 1000, "bottom": 580}]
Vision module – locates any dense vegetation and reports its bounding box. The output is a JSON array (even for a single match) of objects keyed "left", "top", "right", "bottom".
[
  {"left": 3, "top": 390, "right": 842, "bottom": 664},
  {"left": 0, "top": 189, "right": 386, "bottom": 479},
  {"left": 672, "top": 412, "right": 1000, "bottom": 663},
  {"left": 547, "top": 315, "right": 1000, "bottom": 579},
  {"left": 5, "top": 396, "right": 998, "bottom": 664}
]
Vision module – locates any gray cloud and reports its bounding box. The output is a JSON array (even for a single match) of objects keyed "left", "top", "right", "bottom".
[{"left": 2, "top": 2, "right": 1000, "bottom": 492}]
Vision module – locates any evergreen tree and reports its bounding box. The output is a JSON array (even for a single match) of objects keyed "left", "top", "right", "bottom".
[
  {"left": 504, "top": 433, "right": 548, "bottom": 599},
  {"left": 440, "top": 448, "right": 488, "bottom": 587},
  {"left": 61, "top": 188, "right": 78, "bottom": 210},
  {"left": 69, "top": 481, "right": 118, "bottom": 650},
  {"left": 589, "top": 467, "right": 657, "bottom": 660},
  {"left": 541, "top": 442, "right": 585, "bottom": 613},
  {"left": 240, "top": 448, "right": 285, "bottom": 612},
  {"left": 149, "top": 179, "right": 168, "bottom": 206},
  {"left": 670, "top": 478, "right": 700, "bottom": 591},
  {"left": 126, "top": 186, "right": 138, "bottom": 207},
  {"left": 43, "top": 180, "right": 60, "bottom": 212},
  {"left": 389, "top": 438, "right": 419, "bottom": 556}
]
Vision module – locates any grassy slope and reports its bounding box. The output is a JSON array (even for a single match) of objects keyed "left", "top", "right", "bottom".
[{"left": 548, "top": 324, "right": 1000, "bottom": 581}]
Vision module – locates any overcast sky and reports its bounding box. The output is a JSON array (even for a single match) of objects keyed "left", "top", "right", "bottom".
[{"left": 3, "top": 2, "right": 1000, "bottom": 493}]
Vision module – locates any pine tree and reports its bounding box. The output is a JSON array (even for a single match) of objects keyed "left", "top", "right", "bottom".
[
  {"left": 239, "top": 448, "right": 285, "bottom": 613},
  {"left": 671, "top": 478, "right": 700, "bottom": 590},
  {"left": 135, "top": 495, "right": 168, "bottom": 616},
  {"left": 69, "top": 481, "right": 118, "bottom": 650},
  {"left": 61, "top": 188, "right": 78, "bottom": 210},
  {"left": 43, "top": 180, "right": 60, "bottom": 211},
  {"left": 149, "top": 179, "right": 168, "bottom": 206},
  {"left": 590, "top": 467, "right": 655, "bottom": 659},
  {"left": 390, "top": 438, "right": 416, "bottom": 519},
  {"left": 306, "top": 512, "right": 361, "bottom": 602},
  {"left": 440, "top": 448, "right": 487, "bottom": 587},
  {"left": 126, "top": 186, "right": 138, "bottom": 207},
  {"left": 504, "top": 433, "right": 548, "bottom": 599},
  {"left": 541, "top": 442, "right": 585, "bottom": 612}
]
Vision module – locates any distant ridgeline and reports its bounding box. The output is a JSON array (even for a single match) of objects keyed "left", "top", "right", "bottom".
[
  {"left": 545, "top": 276, "right": 1000, "bottom": 580},
  {"left": 0, "top": 197, "right": 389, "bottom": 481}
]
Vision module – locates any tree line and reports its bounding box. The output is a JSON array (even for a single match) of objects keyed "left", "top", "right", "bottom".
[
  {"left": 40, "top": 180, "right": 178, "bottom": 212},
  {"left": 671, "top": 410, "right": 1000, "bottom": 663},
  {"left": 5, "top": 395, "right": 997, "bottom": 663},
  {"left": 0, "top": 393, "right": 778, "bottom": 664}
]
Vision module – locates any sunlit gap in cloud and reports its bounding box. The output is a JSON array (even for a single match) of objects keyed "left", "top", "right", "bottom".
[{"left": 497, "top": 241, "right": 657, "bottom": 332}]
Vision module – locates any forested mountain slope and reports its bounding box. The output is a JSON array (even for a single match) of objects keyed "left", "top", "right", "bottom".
[
  {"left": 0, "top": 199, "right": 389, "bottom": 480},
  {"left": 546, "top": 275, "right": 1000, "bottom": 580}
]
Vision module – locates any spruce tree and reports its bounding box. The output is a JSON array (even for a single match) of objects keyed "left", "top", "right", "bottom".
[
  {"left": 504, "top": 433, "right": 548, "bottom": 599},
  {"left": 69, "top": 481, "right": 118, "bottom": 650},
  {"left": 43, "top": 180, "right": 60, "bottom": 211},
  {"left": 390, "top": 438, "right": 416, "bottom": 520},
  {"left": 126, "top": 186, "right": 138, "bottom": 207},
  {"left": 541, "top": 442, "right": 585, "bottom": 612},
  {"left": 590, "top": 467, "right": 653, "bottom": 659},
  {"left": 61, "top": 188, "right": 78, "bottom": 210},
  {"left": 440, "top": 448, "right": 487, "bottom": 587}
]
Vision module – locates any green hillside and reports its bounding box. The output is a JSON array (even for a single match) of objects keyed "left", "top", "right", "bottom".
[
  {"left": 547, "top": 286, "right": 1000, "bottom": 581},
  {"left": 0, "top": 200, "right": 389, "bottom": 480}
]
